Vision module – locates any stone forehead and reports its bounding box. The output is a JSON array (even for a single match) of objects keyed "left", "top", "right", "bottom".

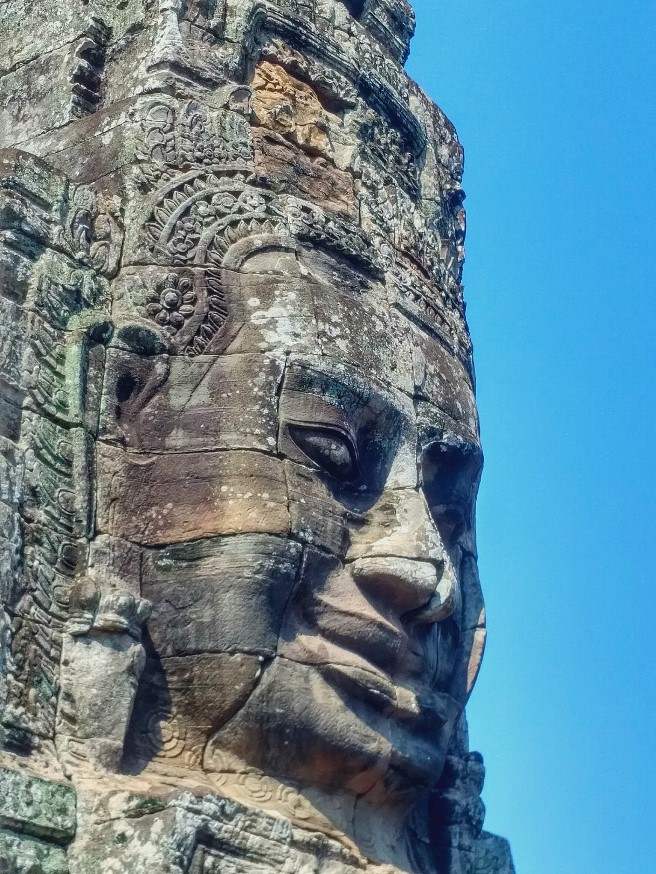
[
  {"left": 123, "top": 153, "right": 471, "bottom": 366},
  {"left": 110, "top": 261, "right": 476, "bottom": 424}
]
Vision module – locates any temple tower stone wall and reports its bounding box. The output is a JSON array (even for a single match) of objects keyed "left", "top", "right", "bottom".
[{"left": 0, "top": 2, "right": 514, "bottom": 872}]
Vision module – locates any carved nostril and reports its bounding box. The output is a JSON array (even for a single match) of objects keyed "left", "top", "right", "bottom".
[
  {"left": 349, "top": 556, "right": 441, "bottom": 613},
  {"left": 403, "top": 560, "right": 459, "bottom": 628}
]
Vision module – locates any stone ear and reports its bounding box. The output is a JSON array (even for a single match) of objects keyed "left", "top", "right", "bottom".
[
  {"left": 66, "top": 320, "right": 171, "bottom": 444},
  {"left": 94, "top": 322, "right": 172, "bottom": 448}
]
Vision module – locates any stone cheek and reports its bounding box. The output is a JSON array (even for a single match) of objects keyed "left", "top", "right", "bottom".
[
  {"left": 141, "top": 535, "right": 302, "bottom": 658},
  {"left": 95, "top": 445, "right": 291, "bottom": 545},
  {"left": 0, "top": 1, "right": 513, "bottom": 872}
]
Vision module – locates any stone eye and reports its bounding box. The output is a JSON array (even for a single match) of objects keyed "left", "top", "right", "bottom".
[
  {"left": 423, "top": 440, "right": 483, "bottom": 546},
  {"left": 288, "top": 425, "right": 359, "bottom": 482}
]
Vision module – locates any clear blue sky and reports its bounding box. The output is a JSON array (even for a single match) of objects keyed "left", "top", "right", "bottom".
[{"left": 406, "top": 3, "right": 656, "bottom": 872}]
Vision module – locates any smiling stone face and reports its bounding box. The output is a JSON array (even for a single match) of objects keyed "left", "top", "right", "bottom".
[
  {"left": 0, "top": 0, "right": 517, "bottom": 870},
  {"left": 92, "top": 241, "right": 484, "bottom": 802}
]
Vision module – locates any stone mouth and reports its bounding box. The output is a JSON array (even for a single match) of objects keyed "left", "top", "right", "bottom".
[
  {"left": 311, "top": 593, "right": 409, "bottom": 672},
  {"left": 282, "top": 626, "right": 450, "bottom": 728},
  {"left": 316, "top": 658, "right": 458, "bottom": 789},
  {"left": 317, "top": 660, "right": 450, "bottom": 728}
]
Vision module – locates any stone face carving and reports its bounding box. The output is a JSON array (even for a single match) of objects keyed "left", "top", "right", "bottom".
[{"left": 0, "top": 2, "right": 514, "bottom": 873}]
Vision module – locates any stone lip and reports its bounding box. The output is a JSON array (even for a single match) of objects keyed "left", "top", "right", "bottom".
[{"left": 474, "top": 831, "right": 517, "bottom": 874}]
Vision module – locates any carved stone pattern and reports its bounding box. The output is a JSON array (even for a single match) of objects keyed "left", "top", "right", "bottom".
[{"left": 69, "top": 17, "right": 112, "bottom": 120}]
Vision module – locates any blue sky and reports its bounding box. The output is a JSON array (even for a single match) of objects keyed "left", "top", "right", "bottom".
[{"left": 406, "top": 2, "right": 656, "bottom": 871}]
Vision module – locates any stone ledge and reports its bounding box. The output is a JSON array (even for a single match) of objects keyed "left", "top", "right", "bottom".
[{"left": 0, "top": 767, "right": 76, "bottom": 843}]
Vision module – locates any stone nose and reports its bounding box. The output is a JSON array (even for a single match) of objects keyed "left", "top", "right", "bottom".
[
  {"left": 347, "top": 489, "right": 443, "bottom": 563},
  {"left": 345, "top": 489, "right": 458, "bottom": 621},
  {"left": 349, "top": 556, "right": 440, "bottom": 613}
]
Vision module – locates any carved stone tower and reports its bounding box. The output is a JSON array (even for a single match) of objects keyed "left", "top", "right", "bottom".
[{"left": 0, "top": 2, "right": 514, "bottom": 872}]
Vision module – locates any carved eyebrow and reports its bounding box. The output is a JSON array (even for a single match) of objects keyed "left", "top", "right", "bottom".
[
  {"left": 280, "top": 365, "right": 375, "bottom": 439},
  {"left": 280, "top": 361, "right": 411, "bottom": 423},
  {"left": 283, "top": 363, "right": 369, "bottom": 403},
  {"left": 423, "top": 435, "right": 482, "bottom": 462}
]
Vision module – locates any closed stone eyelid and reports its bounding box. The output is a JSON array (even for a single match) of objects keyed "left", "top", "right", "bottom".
[
  {"left": 286, "top": 421, "right": 361, "bottom": 481},
  {"left": 421, "top": 441, "right": 483, "bottom": 486},
  {"left": 287, "top": 419, "right": 357, "bottom": 445}
]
